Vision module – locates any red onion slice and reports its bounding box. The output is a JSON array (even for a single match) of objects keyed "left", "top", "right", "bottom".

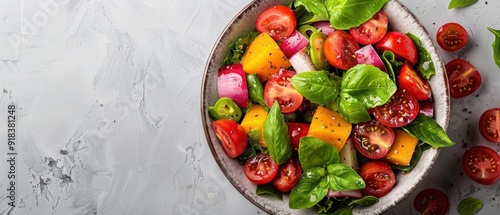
[
  {"left": 419, "top": 99, "right": 434, "bottom": 117},
  {"left": 279, "top": 30, "right": 310, "bottom": 59},
  {"left": 217, "top": 64, "right": 249, "bottom": 108},
  {"left": 289, "top": 46, "right": 317, "bottom": 73},
  {"left": 327, "top": 189, "right": 363, "bottom": 199},
  {"left": 355, "top": 44, "right": 387, "bottom": 72},
  {"left": 311, "top": 21, "right": 336, "bottom": 36}
]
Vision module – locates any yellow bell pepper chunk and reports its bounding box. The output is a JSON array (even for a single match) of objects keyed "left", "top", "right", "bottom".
[
  {"left": 241, "top": 33, "right": 291, "bottom": 81},
  {"left": 384, "top": 129, "right": 419, "bottom": 166},
  {"left": 240, "top": 105, "right": 268, "bottom": 148},
  {"left": 307, "top": 106, "right": 352, "bottom": 152}
]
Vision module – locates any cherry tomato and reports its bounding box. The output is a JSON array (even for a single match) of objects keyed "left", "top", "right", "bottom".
[
  {"left": 264, "top": 70, "right": 303, "bottom": 113},
  {"left": 359, "top": 161, "right": 396, "bottom": 198},
  {"left": 373, "top": 90, "right": 420, "bottom": 128},
  {"left": 353, "top": 121, "right": 395, "bottom": 159},
  {"left": 244, "top": 153, "right": 279, "bottom": 184},
  {"left": 271, "top": 158, "right": 302, "bottom": 192},
  {"left": 445, "top": 59, "right": 482, "bottom": 99},
  {"left": 255, "top": 5, "right": 296, "bottom": 41},
  {"left": 479, "top": 108, "right": 500, "bottom": 142},
  {"left": 436, "top": 22, "right": 468, "bottom": 52},
  {"left": 324, "top": 30, "right": 360, "bottom": 71},
  {"left": 398, "top": 62, "right": 432, "bottom": 101},
  {"left": 413, "top": 188, "right": 450, "bottom": 215},
  {"left": 462, "top": 146, "right": 500, "bottom": 185},
  {"left": 376, "top": 31, "right": 418, "bottom": 65},
  {"left": 286, "top": 122, "right": 310, "bottom": 151},
  {"left": 349, "top": 11, "right": 388, "bottom": 45},
  {"left": 211, "top": 119, "right": 248, "bottom": 158}
]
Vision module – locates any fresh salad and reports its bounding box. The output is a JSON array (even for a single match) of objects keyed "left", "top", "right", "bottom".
[{"left": 208, "top": 0, "right": 455, "bottom": 213}]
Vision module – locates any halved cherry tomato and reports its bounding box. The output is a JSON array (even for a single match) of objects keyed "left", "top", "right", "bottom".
[
  {"left": 398, "top": 62, "right": 432, "bottom": 101},
  {"left": 264, "top": 70, "right": 303, "bottom": 113},
  {"left": 286, "top": 122, "right": 310, "bottom": 151},
  {"left": 244, "top": 153, "right": 279, "bottom": 184},
  {"left": 255, "top": 5, "right": 296, "bottom": 41},
  {"left": 376, "top": 31, "right": 418, "bottom": 65},
  {"left": 445, "top": 59, "right": 481, "bottom": 99},
  {"left": 324, "top": 30, "right": 360, "bottom": 71},
  {"left": 271, "top": 158, "right": 302, "bottom": 192},
  {"left": 479, "top": 108, "right": 500, "bottom": 142},
  {"left": 349, "top": 11, "right": 388, "bottom": 45},
  {"left": 413, "top": 188, "right": 450, "bottom": 215},
  {"left": 211, "top": 119, "right": 248, "bottom": 158},
  {"left": 461, "top": 146, "right": 500, "bottom": 185},
  {"left": 353, "top": 120, "right": 395, "bottom": 159},
  {"left": 359, "top": 161, "right": 396, "bottom": 198},
  {"left": 373, "top": 90, "right": 420, "bottom": 128},
  {"left": 436, "top": 22, "right": 468, "bottom": 52}
]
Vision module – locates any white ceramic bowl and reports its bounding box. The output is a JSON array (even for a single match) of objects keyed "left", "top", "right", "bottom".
[{"left": 201, "top": 0, "right": 450, "bottom": 214}]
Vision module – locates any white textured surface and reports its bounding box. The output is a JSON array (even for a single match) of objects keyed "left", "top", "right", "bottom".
[{"left": 0, "top": 0, "right": 499, "bottom": 215}]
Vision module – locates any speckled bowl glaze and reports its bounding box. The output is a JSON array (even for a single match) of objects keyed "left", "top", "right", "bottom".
[{"left": 201, "top": 0, "right": 450, "bottom": 214}]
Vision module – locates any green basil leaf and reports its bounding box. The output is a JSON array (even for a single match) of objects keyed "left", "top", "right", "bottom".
[
  {"left": 289, "top": 167, "right": 329, "bottom": 209},
  {"left": 246, "top": 74, "right": 269, "bottom": 111},
  {"left": 402, "top": 115, "right": 455, "bottom": 148},
  {"left": 391, "top": 142, "right": 423, "bottom": 173},
  {"left": 380, "top": 51, "right": 397, "bottom": 83},
  {"left": 325, "top": 0, "right": 389, "bottom": 30},
  {"left": 295, "top": 0, "right": 329, "bottom": 20},
  {"left": 407, "top": 33, "right": 436, "bottom": 79},
  {"left": 298, "top": 136, "right": 340, "bottom": 171},
  {"left": 291, "top": 71, "right": 340, "bottom": 106},
  {"left": 448, "top": 0, "right": 478, "bottom": 9},
  {"left": 256, "top": 184, "right": 283, "bottom": 200},
  {"left": 337, "top": 92, "right": 371, "bottom": 124},
  {"left": 341, "top": 64, "right": 397, "bottom": 108},
  {"left": 264, "top": 102, "right": 293, "bottom": 165},
  {"left": 326, "top": 164, "right": 366, "bottom": 191},
  {"left": 457, "top": 197, "right": 483, "bottom": 215},
  {"left": 487, "top": 27, "right": 500, "bottom": 69},
  {"left": 223, "top": 31, "right": 258, "bottom": 66},
  {"left": 349, "top": 196, "right": 378, "bottom": 208},
  {"left": 331, "top": 206, "right": 353, "bottom": 215}
]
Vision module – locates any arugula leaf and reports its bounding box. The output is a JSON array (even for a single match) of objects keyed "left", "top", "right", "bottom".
[
  {"left": 402, "top": 115, "right": 455, "bottom": 148},
  {"left": 264, "top": 102, "right": 292, "bottom": 165},
  {"left": 407, "top": 33, "right": 436, "bottom": 79},
  {"left": 337, "top": 92, "right": 371, "bottom": 124},
  {"left": 289, "top": 167, "right": 329, "bottom": 209},
  {"left": 223, "top": 31, "right": 258, "bottom": 65},
  {"left": 298, "top": 137, "right": 340, "bottom": 171},
  {"left": 487, "top": 27, "right": 500, "bottom": 69},
  {"left": 349, "top": 196, "right": 378, "bottom": 208},
  {"left": 256, "top": 184, "right": 283, "bottom": 200},
  {"left": 326, "top": 164, "right": 366, "bottom": 191},
  {"left": 325, "top": 0, "right": 389, "bottom": 30},
  {"left": 291, "top": 71, "right": 340, "bottom": 106},
  {"left": 448, "top": 0, "right": 478, "bottom": 9},
  {"left": 457, "top": 197, "right": 483, "bottom": 215}
]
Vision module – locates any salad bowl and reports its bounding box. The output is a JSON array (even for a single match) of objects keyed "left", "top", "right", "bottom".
[{"left": 201, "top": 0, "right": 450, "bottom": 214}]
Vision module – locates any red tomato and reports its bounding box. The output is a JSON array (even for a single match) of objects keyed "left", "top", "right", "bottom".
[
  {"left": 373, "top": 90, "right": 420, "bottom": 128},
  {"left": 244, "top": 153, "right": 279, "bottom": 184},
  {"left": 436, "top": 22, "right": 468, "bottom": 52},
  {"left": 349, "top": 11, "right": 388, "bottom": 45},
  {"left": 255, "top": 5, "right": 296, "bottom": 41},
  {"left": 398, "top": 62, "right": 432, "bottom": 101},
  {"left": 211, "top": 119, "right": 248, "bottom": 158},
  {"left": 359, "top": 161, "right": 396, "bottom": 198},
  {"left": 286, "top": 122, "right": 310, "bottom": 151},
  {"left": 461, "top": 146, "right": 500, "bottom": 185},
  {"left": 324, "top": 30, "right": 360, "bottom": 71},
  {"left": 413, "top": 188, "right": 450, "bottom": 215},
  {"left": 264, "top": 70, "right": 303, "bottom": 113},
  {"left": 353, "top": 121, "right": 395, "bottom": 159},
  {"left": 445, "top": 59, "right": 482, "bottom": 99},
  {"left": 376, "top": 31, "right": 418, "bottom": 65},
  {"left": 479, "top": 108, "right": 500, "bottom": 142},
  {"left": 271, "top": 158, "right": 302, "bottom": 192}
]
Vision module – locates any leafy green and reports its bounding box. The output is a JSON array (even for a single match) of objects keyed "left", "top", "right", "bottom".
[
  {"left": 331, "top": 206, "right": 352, "bottom": 215},
  {"left": 448, "top": 0, "right": 478, "bottom": 9},
  {"left": 298, "top": 137, "right": 340, "bottom": 171},
  {"left": 457, "top": 197, "right": 483, "bottom": 215},
  {"left": 349, "top": 196, "right": 378, "bottom": 208},
  {"left": 223, "top": 31, "right": 258, "bottom": 65},
  {"left": 293, "top": 0, "right": 329, "bottom": 25},
  {"left": 256, "top": 184, "right": 283, "bottom": 200},
  {"left": 289, "top": 167, "right": 329, "bottom": 209},
  {"left": 380, "top": 51, "right": 399, "bottom": 83},
  {"left": 337, "top": 92, "right": 371, "bottom": 124},
  {"left": 407, "top": 33, "right": 436, "bottom": 79},
  {"left": 402, "top": 115, "right": 455, "bottom": 148},
  {"left": 487, "top": 27, "right": 500, "bottom": 69},
  {"left": 325, "top": 0, "right": 389, "bottom": 30},
  {"left": 246, "top": 74, "right": 269, "bottom": 111},
  {"left": 263, "top": 102, "right": 292, "bottom": 165},
  {"left": 291, "top": 71, "right": 340, "bottom": 106},
  {"left": 326, "top": 164, "right": 365, "bottom": 191}
]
